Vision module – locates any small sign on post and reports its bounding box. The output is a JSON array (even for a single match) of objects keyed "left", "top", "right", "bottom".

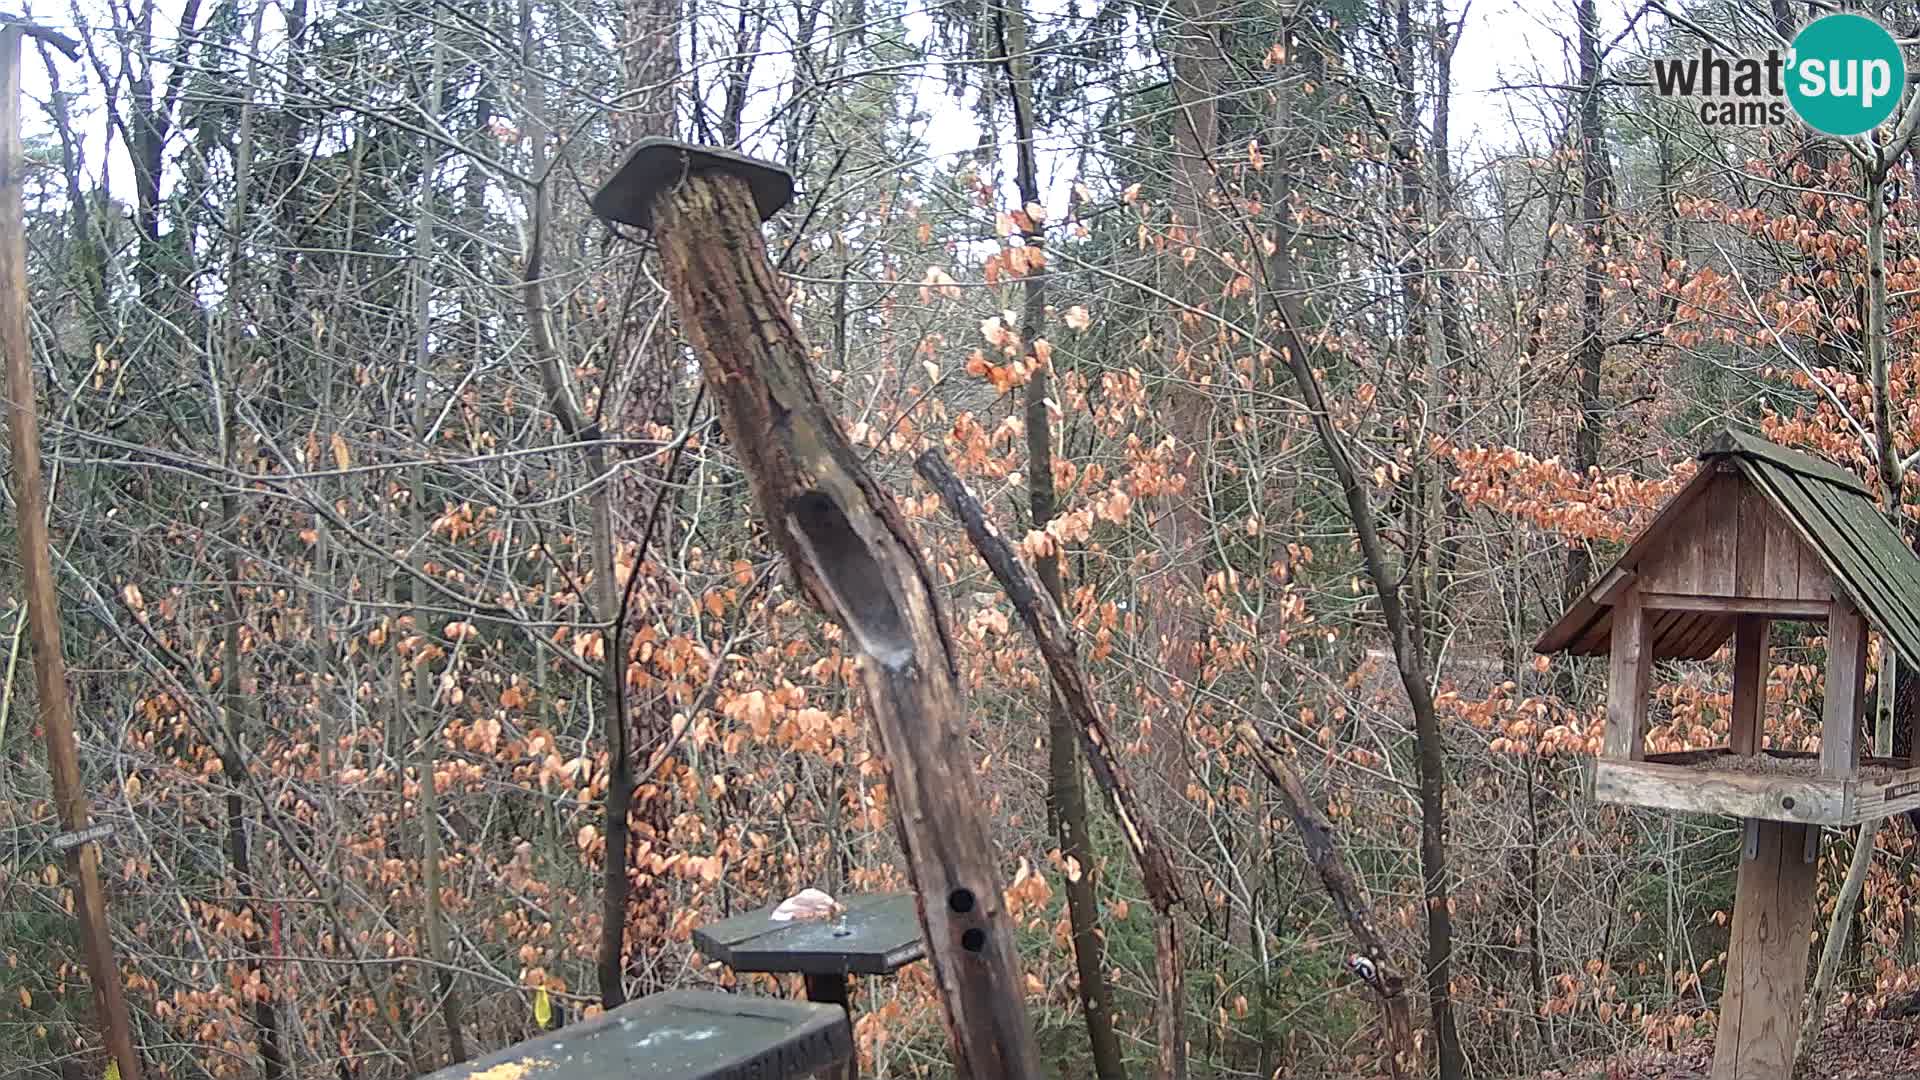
[{"left": 51, "top": 823, "right": 113, "bottom": 852}]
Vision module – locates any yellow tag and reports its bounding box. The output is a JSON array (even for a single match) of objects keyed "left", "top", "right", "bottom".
[
  {"left": 533, "top": 987, "right": 552, "bottom": 1028},
  {"left": 106, "top": 1062, "right": 120, "bottom": 1080}
]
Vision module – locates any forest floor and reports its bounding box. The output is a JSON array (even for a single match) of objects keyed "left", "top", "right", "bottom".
[{"left": 1532, "top": 1006, "right": 1920, "bottom": 1078}]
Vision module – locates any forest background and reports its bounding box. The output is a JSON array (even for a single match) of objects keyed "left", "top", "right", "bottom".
[{"left": 3, "top": 0, "right": 1918, "bottom": 1076}]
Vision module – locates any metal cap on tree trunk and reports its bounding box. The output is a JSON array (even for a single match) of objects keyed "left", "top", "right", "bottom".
[{"left": 591, "top": 138, "right": 795, "bottom": 231}]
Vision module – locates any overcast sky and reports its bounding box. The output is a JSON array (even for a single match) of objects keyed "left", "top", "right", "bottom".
[{"left": 8, "top": 0, "right": 1653, "bottom": 233}]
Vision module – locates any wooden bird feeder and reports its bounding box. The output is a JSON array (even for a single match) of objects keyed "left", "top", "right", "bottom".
[{"left": 1538, "top": 429, "right": 1920, "bottom": 1079}]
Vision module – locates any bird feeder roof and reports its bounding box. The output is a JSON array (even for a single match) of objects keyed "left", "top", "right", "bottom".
[{"left": 1536, "top": 429, "right": 1920, "bottom": 668}]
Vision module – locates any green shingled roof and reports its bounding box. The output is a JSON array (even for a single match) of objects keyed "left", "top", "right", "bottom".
[{"left": 1712, "top": 430, "right": 1920, "bottom": 670}]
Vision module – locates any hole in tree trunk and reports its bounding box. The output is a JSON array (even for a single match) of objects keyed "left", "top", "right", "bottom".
[{"left": 786, "top": 490, "right": 914, "bottom": 669}]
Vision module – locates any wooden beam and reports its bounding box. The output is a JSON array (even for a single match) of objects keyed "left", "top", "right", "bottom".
[
  {"left": 629, "top": 152, "right": 1041, "bottom": 1077},
  {"left": 1640, "top": 594, "right": 1829, "bottom": 620},
  {"left": 1824, "top": 596, "right": 1868, "bottom": 779},
  {"left": 1605, "top": 590, "right": 1653, "bottom": 761},
  {"left": 1594, "top": 760, "right": 1847, "bottom": 825},
  {"left": 1594, "top": 566, "right": 1636, "bottom": 605},
  {"left": 1730, "top": 618, "right": 1770, "bottom": 755},
  {"left": 0, "top": 25, "right": 143, "bottom": 1080},
  {"left": 1711, "top": 821, "right": 1819, "bottom": 1080}
]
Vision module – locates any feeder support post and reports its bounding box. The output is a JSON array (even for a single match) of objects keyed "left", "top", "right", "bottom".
[{"left": 594, "top": 140, "right": 1042, "bottom": 1079}]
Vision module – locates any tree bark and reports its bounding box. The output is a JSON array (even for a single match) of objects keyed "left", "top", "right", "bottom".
[
  {"left": 917, "top": 448, "right": 1186, "bottom": 1076},
  {"left": 216, "top": 14, "right": 288, "bottom": 1073},
  {"left": 1567, "top": 0, "right": 1611, "bottom": 608},
  {"left": 408, "top": 33, "right": 468, "bottom": 1066},
  {"left": 0, "top": 24, "right": 144, "bottom": 1080}
]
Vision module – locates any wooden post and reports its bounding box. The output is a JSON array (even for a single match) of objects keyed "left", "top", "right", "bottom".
[
  {"left": 596, "top": 140, "right": 1041, "bottom": 1078},
  {"left": 1711, "top": 820, "right": 1819, "bottom": 1080},
  {"left": 1823, "top": 596, "right": 1867, "bottom": 778},
  {"left": 0, "top": 23, "right": 143, "bottom": 1080},
  {"left": 1605, "top": 590, "right": 1652, "bottom": 761},
  {"left": 1730, "top": 617, "right": 1770, "bottom": 755}
]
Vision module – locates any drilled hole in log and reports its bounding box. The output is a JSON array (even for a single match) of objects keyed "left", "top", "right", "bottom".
[
  {"left": 961, "top": 928, "right": 986, "bottom": 953},
  {"left": 948, "top": 888, "right": 976, "bottom": 914},
  {"left": 1782, "top": 796, "right": 1796, "bottom": 810},
  {"left": 785, "top": 491, "right": 914, "bottom": 669}
]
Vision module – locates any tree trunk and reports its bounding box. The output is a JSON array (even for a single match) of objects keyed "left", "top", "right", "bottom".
[
  {"left": 996, "top": 2, "right": 1126, "bottom": 1076},
  {"left": 1262, "top": 73, "right": 1463, "bottom": 1079},
  {"left": 216, "top": 15, "right": 288, "bottom": 1074},
  {"left": 408, "top": 34, "right": 468, "bottom": 1066},
  {"left": 1567, "top": 0, "right": 1611, "bottom": 607},
  {"left": 647, "top": 166, "right": 1042, "bottom": 1078}
]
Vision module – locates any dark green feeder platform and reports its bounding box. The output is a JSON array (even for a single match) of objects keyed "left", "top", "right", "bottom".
[
  {"left": 693, "top": 893, "right": 924, "bottom": 982},
  {"left": 423, "top": 989, "right": 851, "bottom": 1080},
  {"left": 692, "top": 893, "right": 925, "bottom": 1079}
]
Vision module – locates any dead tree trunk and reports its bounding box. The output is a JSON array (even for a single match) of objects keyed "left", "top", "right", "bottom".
[
  {"left": 0, "top": 24, "right": 144, "bottom": 1080},
  {"left": 917, "top": 448, "right": 1413, "bottom": 1072},
  {"left": 600, "top": 142, "right": 1041, "bottom": 1079},
  {"left": 915, "top": 449, "right": 1186, "bottom": 991}
]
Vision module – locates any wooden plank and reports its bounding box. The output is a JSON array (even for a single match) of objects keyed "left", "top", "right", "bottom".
[
  {"left": 1654, "top": 609, "right": 1698, "bottom": 660},
  {"left": 1795, "top": 516, "right": 1835, "bottom": 602},
  {"left": 1711, "top": 429, "right": 1870, "bottom": 494},
  {"left": 1711, "top": 820, "right": 1820, "bottom": 1080},
  {"left": 1746, "top": 467, "right": 1904, "bottom": 645},
  {"left": 1731, "top": 618, "right": 1770, "bottom": 755},
  {"left": 1537, "top": 466, "right": 1724, "bottom": 654},
  {"left": 1854, "top": 764, "right": 1920, "bottom": 821},
  {"left": 1592, "top": 759, "right": 1849, "bottom": 825},
  {"left": 1802, "top": 476, "right": 1920, "bottom": 651},
  {"left": 1639, "top": 593, "right": 1829, "bottom": 619},
  {"left": 1700, "top": 471, "right": 1740, "bottom": 595},
  {"left": 1646, "top": 748, "right": 1734, "bottom": 766},
  {"left": 1605, "top": 590, "right": 1653, "bottom": 761},
  {"left": 1572, "top": 615, "right": 1611, "bottom": 656},
  {"left": 1823, "top": 596, "right": 1867, "bottom": 779},
  {"left": 1771, "top": 467, "right": 1920, "bottom": 671},
  {"left": 1680, "top": 614, "right": 1734, "bottom": 661},
  {"left": 1763, "top": 497, "right": 1806, "bottom": 600},
  {"left": 1735, "top": 481, "right": 1770, "bottom": 598},
  {"left": 1594, "top": 567, "right": 1636, "bottom": 605},
  {"left": 1821, "top": 485, "right": 1920, "bottom": 671}
]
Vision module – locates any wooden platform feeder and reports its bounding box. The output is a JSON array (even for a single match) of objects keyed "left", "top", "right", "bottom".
[{"left": 1537, "top": 429, "right": 1920, "bottom": 1079}]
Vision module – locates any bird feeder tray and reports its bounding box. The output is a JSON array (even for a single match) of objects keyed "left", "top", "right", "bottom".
[
  {"left": 422, "top": 989, "right": 852, "bottom": 1080},
  {"left": 590, "top": 137, "right": 795, "bottom": 231},
  {"left": 693, "top": 892, "right": 925, "bottom": 978},
  {"left": 1593, "top": 747, "right": 1920, "bottom": 826}
]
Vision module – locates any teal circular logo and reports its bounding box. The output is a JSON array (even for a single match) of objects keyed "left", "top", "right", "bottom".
[{"left": 1788, "top": 14, "right": 1906, "bottom": 136}]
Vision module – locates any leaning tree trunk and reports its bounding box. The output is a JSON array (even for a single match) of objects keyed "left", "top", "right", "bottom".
[{"left": 620, "top": 152, "right": 1043, "bottom": 1078}]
